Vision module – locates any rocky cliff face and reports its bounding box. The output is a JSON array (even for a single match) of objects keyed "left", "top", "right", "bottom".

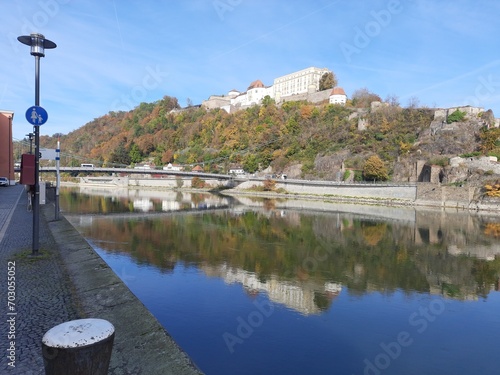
[{"left": 392, "top": 106, "right": 500, "bottom": 186}]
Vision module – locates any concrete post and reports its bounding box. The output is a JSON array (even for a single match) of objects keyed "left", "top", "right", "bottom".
[{"left": 42, "top": 318, "right": 114, "bottom": 375}]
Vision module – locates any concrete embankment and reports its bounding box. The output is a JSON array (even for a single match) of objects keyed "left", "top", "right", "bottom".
[
  {"left": 228, "top": 181, "right": 500, "bottom": 213},
  {"left": 42, "top": 206, "right": 203, "bottom": 375},
  {"left": 73, "top": 176, "right": 500, "bottom": 212}
]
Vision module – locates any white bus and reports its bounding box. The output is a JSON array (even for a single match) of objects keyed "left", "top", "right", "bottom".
[{"left": 81, "top": 163, "right": 94, "bottom": 168}]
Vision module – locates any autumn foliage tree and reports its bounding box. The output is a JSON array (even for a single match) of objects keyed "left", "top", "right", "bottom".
[
  {"left": 363, "top": 155, "right": 388, "bottom": 181},
  {"left": 484, "top": 181, "right": 500, "bottom": 197},
  {"left": 351, "top": 88, "right": 382, "bottom": 108},
  {"left": 191, "top": 177, "right": 206, "bottom": 188},
  {"left": 263, "top": 179, "right": 276, "bottom": 191},
  {"left": 480, "top": 127, "right": 500, "bottom": 155},
  {"left": 319, "top": 72, "right": 338, "bottom": 91}
]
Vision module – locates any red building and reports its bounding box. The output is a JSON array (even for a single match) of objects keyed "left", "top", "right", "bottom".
[{"left": 0, "top": 110, "right": 15, "bottom": 185}]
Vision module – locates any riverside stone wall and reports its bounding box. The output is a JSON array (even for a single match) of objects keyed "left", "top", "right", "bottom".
[
  {"left": 79, "top": 176, "right": 225, "bottom": 188},
  {"left": 236, "top": 180, "right": 417, "bottom": 201},
  {"left": 77, "top": 177, "right": 500, "bottom": 212}
]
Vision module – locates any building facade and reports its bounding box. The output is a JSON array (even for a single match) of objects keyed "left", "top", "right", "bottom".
[
  {"left": 202, "top": 66, "right": 344, "bottom": 112},
  {"left": 0, "top": 110, "right": 15, "bottom": 185},
  {"left": 273, "top": 66, "right": 331, "bottom": 100},
  {"left": 329, "top": 87, "right": 347, "bottom": 105}
]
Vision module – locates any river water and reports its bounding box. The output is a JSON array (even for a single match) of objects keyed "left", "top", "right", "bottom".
[{"left": 61, "top": 186, "right": 500, "bottom": 375}]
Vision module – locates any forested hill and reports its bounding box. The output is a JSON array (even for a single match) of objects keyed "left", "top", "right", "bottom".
[{"left": 38, "top": 94, "right": 500, "bottom": 182}]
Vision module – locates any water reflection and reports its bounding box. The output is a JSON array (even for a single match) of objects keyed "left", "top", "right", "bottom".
[
  {"left": 61, "top": 186, "right": 233, "bottom": 215},
  {"left": 63, "top": 187, "right": 500, "bottom": 309},
  {"left": 202, "top": 264, "right": 342, "bottom": 315},
  {"left": 63, "top": 187, "right": 500, "bottom": 374}
]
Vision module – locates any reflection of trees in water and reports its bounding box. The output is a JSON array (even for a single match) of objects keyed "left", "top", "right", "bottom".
[
  {"left": 484, "top": 223, "right": 500, "bottom": 238},
  {"left": 361, "top": 222, "right": 387, "bottom": 246},
  {"left": 78, "top": 209, "right": 500, "bottom": 299}
]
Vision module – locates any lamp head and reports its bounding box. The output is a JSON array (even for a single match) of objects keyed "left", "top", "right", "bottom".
[{"left": 17, "top": 33, "right": 57, "bottom": 57}]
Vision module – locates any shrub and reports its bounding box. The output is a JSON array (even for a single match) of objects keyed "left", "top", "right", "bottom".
[
  {"left": 263, "top": 179, "right": 276, "bottom": 191},
  {"left": 343, "top": 170, "right": 351, "bottom": 181},
  {"left": 487, "top": 149, "right": 500, "bottom": 160},
  {"left": 460, "top": 151, "right": 481, "bottom": 158},
  {"left": 484, "top": 181, "right": 500, "bottom": 197},
  {"left": 354, "top": 170, "right": 363, "bottom": 181},
  {"left": 447, "top": 109, "right": 466, "bottom": 124},
  {"left": 428, "top": 157, "right": 449, "bottom": 167},
  {"left": 191, "top": 177, "right": 206, "bottom": 188}
]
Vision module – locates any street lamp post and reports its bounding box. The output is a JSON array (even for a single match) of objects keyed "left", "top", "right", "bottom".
[{"left": 18, "top": 33, "right": 56, "bottom": 256}]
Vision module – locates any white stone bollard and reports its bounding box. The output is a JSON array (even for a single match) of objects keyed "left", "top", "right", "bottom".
[{"left": 42, "top": 318, "right": 115, "bottom": 375}]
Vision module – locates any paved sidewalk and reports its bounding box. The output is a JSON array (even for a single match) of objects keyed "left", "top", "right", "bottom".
[
  {"left": 0, "top": 185, "right": 81, "bottom": 374},
  {"left": 0, "top": 185, "right": 203, "bottom": 375}
]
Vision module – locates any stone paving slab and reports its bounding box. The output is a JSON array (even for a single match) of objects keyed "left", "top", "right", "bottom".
[{"left": 0, "top": 185, "right": 203, "bottom": 374}]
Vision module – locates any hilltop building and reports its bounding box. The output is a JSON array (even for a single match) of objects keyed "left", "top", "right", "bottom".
[
  {"left": 329, "top": 87, "right": 347, "bottom": 105},
  {"left": 202, "top": 66, "right": 347, "bottom": 113}
]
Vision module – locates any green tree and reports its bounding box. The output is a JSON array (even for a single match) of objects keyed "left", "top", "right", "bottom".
[
  {"left": 261, "top": 95, "right": 275, "bottom": 107},
  {"left": 363, "top": 155, "right": 388, "bottom": 181},
  {"left": 129, "top": 143, "right": 142, "bottom": 163},
  {"left": 319, "top": 72, "right": 338, "bottom": 91},
  {"left": 110, "top": 142, "right": 131, "bottom": 166},
  {"left": 243, "top": 154, "right": 259, "bottom": 173}
]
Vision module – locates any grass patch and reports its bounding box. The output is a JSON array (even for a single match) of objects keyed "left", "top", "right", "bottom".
[{"left": 13, "top": 248, "right": 52, "bottom": 262}]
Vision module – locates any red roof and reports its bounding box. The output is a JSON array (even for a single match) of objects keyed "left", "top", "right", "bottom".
[
  {"left": 248, "top": 80, "right": 265, "bottom": 90},
  {"left": 331, "top": 87, "right": 346, "bottom": 96}
]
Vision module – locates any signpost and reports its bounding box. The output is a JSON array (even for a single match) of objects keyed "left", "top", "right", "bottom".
[
  {"left": 24, "top": 105, "right": 50, "bottom": 255},
  {"left": 18, "top": 33, "right": 57, "bottom": 256},
  {"left": 39, "top": 148, "right": 57, "bottom": 160},
  {"left": 25, "top": 105, "right": 48, "bottom": 126},
  {"left": 55, "top": 140, "right": 60, "bottom": 220}
]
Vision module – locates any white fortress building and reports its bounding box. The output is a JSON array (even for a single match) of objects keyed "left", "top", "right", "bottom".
[{"left": 202, "top": 66, "right": 347, "bottom": 113}]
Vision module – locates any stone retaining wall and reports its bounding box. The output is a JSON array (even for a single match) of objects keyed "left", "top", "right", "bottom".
[{"left": 236, "top": 180, "right": 417, "bottom": 201}]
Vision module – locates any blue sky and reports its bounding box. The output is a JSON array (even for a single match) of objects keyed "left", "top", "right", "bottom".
[{"left": 2, "top": 0, "right": 500, "bottom": 140}]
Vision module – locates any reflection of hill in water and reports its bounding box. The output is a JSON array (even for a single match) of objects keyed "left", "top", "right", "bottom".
[{"left": 71, "top": 205, "right": 500, "bottom": 305}]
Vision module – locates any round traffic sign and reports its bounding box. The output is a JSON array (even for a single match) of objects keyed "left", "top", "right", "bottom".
[{"left": 25, "top": 106, "right": 48, "bottom": 126}]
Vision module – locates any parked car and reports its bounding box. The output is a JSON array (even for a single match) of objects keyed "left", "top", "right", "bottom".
[{"left": 0, "top": 177, "right": 9, "bottom": 187}]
